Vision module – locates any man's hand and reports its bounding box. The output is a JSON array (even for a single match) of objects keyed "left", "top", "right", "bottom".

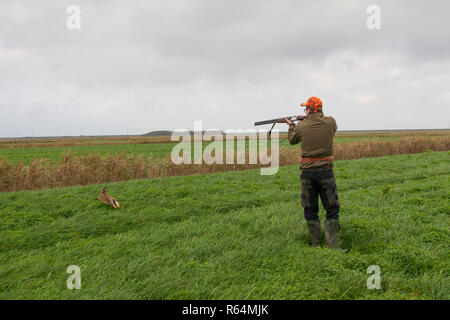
[{"left": 285, "top": 118, "right": 294, "bottom": 126}]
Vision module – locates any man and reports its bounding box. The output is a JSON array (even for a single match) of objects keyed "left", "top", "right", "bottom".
[{"left": 285, "top": 97, "right": 348, "bottom": 252}]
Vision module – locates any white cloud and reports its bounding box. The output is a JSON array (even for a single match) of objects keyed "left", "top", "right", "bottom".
[{"left": 0, "top": 0, "right": 449, "bottom": 137}]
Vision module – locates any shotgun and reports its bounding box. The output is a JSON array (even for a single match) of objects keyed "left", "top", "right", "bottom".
[{"left": 254, "top": 115, "right": 306, "bottom": 138}]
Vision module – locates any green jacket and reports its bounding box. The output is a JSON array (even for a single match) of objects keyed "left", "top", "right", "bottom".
[{"left": 288, "top": 112, "right": 337, "bottom": 170}]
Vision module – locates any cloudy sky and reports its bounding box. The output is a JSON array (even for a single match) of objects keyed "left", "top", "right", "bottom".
[{"left": 0, "top": 0, "right": 449, "bottom": 137}]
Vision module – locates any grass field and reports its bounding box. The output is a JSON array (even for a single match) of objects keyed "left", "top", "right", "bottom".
[
  {"left": 0, "top": 143, "right": 175, "bottom": 165},
  {"left": 1, "top": 130, "right": 448, "bottom": 165},
  {"left": 0, "top": 136, "right": 391, "bottom": 165},
  {"left": 0, "top": 150, "right": 448, "bottom": 299}
]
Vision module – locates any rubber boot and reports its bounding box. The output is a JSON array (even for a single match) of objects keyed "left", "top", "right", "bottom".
[
  {"left": 306, "top": 220, "right": 321, "bottom": 247},
  {"left": 324, "top": 219, "right": 349, "bottom": 252}
]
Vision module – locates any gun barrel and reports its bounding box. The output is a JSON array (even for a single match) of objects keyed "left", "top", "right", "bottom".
[
  {"left": 254, "top": 115, "right": 304, "bottom": 126},
  {"left": 254, "top": 118, "right": 284, "bottom": 126}
]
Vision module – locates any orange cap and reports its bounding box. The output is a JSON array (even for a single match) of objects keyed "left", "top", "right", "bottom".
[{"left": 301, "top": 96, "right": 322, "bottom": 113}]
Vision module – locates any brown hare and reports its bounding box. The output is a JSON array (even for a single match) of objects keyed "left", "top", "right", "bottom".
[{"left": 97, "top": 187, "right": 120, "bottom": 209}]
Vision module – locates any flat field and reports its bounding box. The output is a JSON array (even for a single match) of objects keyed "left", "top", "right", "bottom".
[
  {"left": 0, "top": 151, "right": 448, "bottom": 299},
  {"left": 0, "top": 137, "right": 377, "bottom": 165},
  {"left": 1, "top": 130, "right": 448, "bottom": 165}
]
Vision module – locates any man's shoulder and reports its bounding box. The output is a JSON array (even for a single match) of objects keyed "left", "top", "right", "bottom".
[
  {"left": 301, "top": 113, "right": 335, "bottom": 122},
  {"left": 297, "top": 119, "right": 308, "bottom": 129},
  {"left": 298, "top": 114, "right": 318, "bottom": 128},
  {"left": 323, "top": 115, "right": 337, "bottom": 124},
  {"left": 323, "top": 115, "right": 337, "bottom": 132}
]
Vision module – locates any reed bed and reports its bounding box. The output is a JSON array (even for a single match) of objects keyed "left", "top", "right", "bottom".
[
  {"left": 0, "top": 137, "right": 176, "bottom": 149},
  {"left": 0, "top": 136, "right": 448, "bottom": 192},
  {"left": 2, "top": 130, "right": 448, "bottom": 149}
]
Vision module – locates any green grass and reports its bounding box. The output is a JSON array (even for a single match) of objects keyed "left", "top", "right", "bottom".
[
  {"left": 0, "top": 151, "right": 449, "bottom": 299},
  {"left": 0, "top": 143, "right": 176, "bottom": 165},
  {"left": 0, "top": 136, "right": 408, "bottom": 165}
]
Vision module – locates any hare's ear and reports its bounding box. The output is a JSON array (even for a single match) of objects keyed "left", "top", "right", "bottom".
[{"left": 102, "top": 186, "right": 108, "bottom": 192}]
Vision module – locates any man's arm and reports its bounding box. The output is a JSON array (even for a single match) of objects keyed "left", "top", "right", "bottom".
[
  {"left": 331, "top": 117, "right": 337, "bottom": 134},
  {"left": 287, "top": 123, "right": 301, "bottom": 145},
  {"left": 325, "top": 116, "right": 337, "bottom": 134}
]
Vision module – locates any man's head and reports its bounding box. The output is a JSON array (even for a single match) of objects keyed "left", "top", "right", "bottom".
[{"left": 301, "top": 96, "right": 323, "bottom": 115}]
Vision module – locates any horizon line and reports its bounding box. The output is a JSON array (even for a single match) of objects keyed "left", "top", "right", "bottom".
[{"left": 1, "top": 128, "right": 449, "bottom": 140}]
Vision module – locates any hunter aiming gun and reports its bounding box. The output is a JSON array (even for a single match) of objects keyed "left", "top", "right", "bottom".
[{"left": 254, "top": 115, "right": 306, "bottom": 138}]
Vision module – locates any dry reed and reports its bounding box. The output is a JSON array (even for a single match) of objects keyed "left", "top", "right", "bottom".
[
  {"left": 2, "top": 130, "right": 449, "bottom": 149},
  {"left": 0, "top": 136, "right": 448, "bottom": 192}
]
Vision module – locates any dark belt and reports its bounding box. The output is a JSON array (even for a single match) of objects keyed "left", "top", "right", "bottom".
[{"left": 301, "top": 156, "right": 334, "bottom": 164}]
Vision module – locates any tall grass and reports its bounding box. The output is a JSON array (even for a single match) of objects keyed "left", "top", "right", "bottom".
[
  {"left": 0, "top": 137, "right": 176, "bottom": 149},
  {"left": 1, "top": 151, "right": 449, "bottom": 299},
  {"left": 0, "top": 136, "right": 448, "bottom": 192},
  {"left": 2, "top": 130, "right": 448, "bottom": 149}
]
